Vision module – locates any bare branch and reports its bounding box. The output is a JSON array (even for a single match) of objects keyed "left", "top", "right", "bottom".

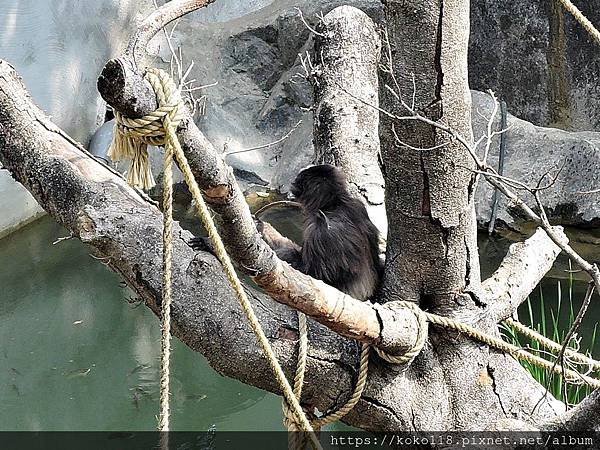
[
  {"left": 575, "top": 187, "right": 600, "bottom": 194},
  {"left": 294, "top": 7, "right": 325, "bottom": 37},
  {"left": 484, "top": 227, "right": 566, "bottom": 321},
  {"left": 481, "top": 90, "right": 500, "bottom": 165},
  {"left": 224, "top": 120, "right": 302, "bottom": 157},
  {"left": 126, "top": 0, "right": 216, "bottom": 65}
]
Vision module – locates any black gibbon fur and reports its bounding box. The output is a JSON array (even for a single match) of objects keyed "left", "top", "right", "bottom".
[
  {"left": 191, "top": 164, "right": 382, "bottom": 301},
  {"left": 269, "top": 164, "right": 382, "bottom": 301}
]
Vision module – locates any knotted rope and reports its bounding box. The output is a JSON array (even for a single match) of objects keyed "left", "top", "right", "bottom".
[
  {"left": 109, "top": 69, "right": 185, "bottom": 190},
  {"left": 557, "top": 0, "right": 600, "bottom": 46},
  {"left": 110, "top": 68, "right": 321, "bottom": 450},
  {"left": 111, "top": 68, "right": 182, "bottom": 437},
  {"left": 284, "top": 302, "right": 425, "bottom": 450},
  {"left": 374, "top": 301, "right": 429, "bottom": 365}
]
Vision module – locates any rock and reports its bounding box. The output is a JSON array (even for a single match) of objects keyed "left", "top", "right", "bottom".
[
  {"left": 0, "top": 0, "right": 154, "bottom": 236},
  {"left": 470, "top": 0, "right": 600, "bottom": 130},
  {"left": 472, "top": 91, "right": 600, "bottom": 230},
  {"left": 167, "top": 0, "right": 383, "bottom": 191},
  {"left": 21, "top": 0, "right": 600, "bottom": 237}
]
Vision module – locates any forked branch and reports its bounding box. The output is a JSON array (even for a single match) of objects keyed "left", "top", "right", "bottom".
[{"left": 97, "top": 2, "right": 420, "bottom": 358}]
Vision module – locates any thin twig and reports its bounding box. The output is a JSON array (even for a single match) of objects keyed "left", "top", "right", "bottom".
[
  {"left": 224, "top": 120, "right": 302, "bottom": 157},
  {"left": 295, "top": 7, "right": 325, "bottom": 37},
  {"left": 254, "top": 201, "right": 302, "bottom": 218},
  {"left": 575, "top": 187, "right": 600, "bottom": 194},
  {"left": 53, "top": 234, "right": 74, "bottom": 245}
]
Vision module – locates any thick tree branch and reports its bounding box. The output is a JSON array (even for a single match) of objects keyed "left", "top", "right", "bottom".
[
  {"left": 97, "top": 71, "right": 420, "bottom": 355},
  {"left": 0, "top": 59, "right": 418, "bottom": 430},
  {"left": 378, "top": 0, "right": 481, "bottom": 307},
  {"left": 98, "top": 1, "right": 216, "bottom": 119},
  {"left": 96, "top": 5, "right": 420, "bottom": 357},
  {"left": 312, "top": 6, "right": 386, "bottom": 233},
  {"left": 483, "top": 227, "right": 567, "bottom": 321}
]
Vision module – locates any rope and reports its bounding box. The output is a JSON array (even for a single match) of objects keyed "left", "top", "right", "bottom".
[
  {"left": 111, "top": 68, "right": 322, "bottom": 450},
  {"left": 110, "top": 66, "right": 600, "bottom": 445},
  {"left": 504, "top": 318, "right": 600, "bottom": 371},
  {"left": 158, "top": 131, "right": 174, "bottom": 435},
  {"left": 282, "top": 312, "right": 310, "bottom": 450},
  {"left": 284, "top": 301, "right": 425, "bottom": 449},
  {"left": 312, "top": 343, "right": 371, "bottom": 429},
  {"left": 422, "top": 310, "right": 600, "bottom": 389},
  {"left": 374, "top": 301, "right": 428, "bottom": 365},
  {"left": 557, "top": 0, "right": 600, "bottom": 46},
  {"left": 283, "top": 317, "right": 371, "bottom": 450}
]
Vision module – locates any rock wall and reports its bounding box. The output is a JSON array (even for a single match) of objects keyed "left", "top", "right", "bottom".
[
  {"left": 472, "top": 91, "right": 600, "bottom": 230},
  {"left": 469, "top": 0, "right": 600, "bottom": 131}
]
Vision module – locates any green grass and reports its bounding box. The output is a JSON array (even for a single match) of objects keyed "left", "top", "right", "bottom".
[{"left": 501, "top": 266, "right": 598, "bottom": 406}]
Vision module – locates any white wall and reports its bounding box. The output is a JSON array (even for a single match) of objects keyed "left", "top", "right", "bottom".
[
  {"left": 0, "top": 170, "right": 45, "bottom": 239},
  {"left": 0, "top": 0, "right": 154, "bottom": 237}
]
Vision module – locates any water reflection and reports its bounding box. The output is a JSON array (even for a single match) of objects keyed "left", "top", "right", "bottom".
[
  {"left": 0, "top": 217, "right": 279, "bottom": 431},
  {"left": 1, "top": 212, "right": 598, "bottom": 430}
]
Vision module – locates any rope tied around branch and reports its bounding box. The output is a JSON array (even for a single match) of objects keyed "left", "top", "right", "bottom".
[
  {"left": 109, "top": 68, "right": 185, "bottom": 190},
  {"left": 374, "top": 301, "right": 429, "bottom": 365},
  {"left": 109, "top": 68, "right": 323, "bottom": 450},
  {"left": 388, "top": 301, "right": 600, "bottom": 390}
]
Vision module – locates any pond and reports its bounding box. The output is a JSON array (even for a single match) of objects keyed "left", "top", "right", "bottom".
[
  {"left": 0, "top": 216, "right": 283, "bottom": 431},
  {"left": 0, "top": 212, "right": 598, "bottom": 431}
]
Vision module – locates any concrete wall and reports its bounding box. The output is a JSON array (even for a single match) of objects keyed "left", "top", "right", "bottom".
[
  {"left": 0, "top": 169, "right": 45, "bottom": 240},
  {"left": 0, "top": 0, "right": 154, "bottom": 238}
]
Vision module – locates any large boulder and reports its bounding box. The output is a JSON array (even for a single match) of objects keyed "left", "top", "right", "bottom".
[
  {"left": 469, "top": 0, "right": 600, "bottom": 131},
  {"left": 6, "top": 0, "right": 598, "bottom": 236},
  {"left": 472, "top": 91, "right": 600, "bottom": 230}
]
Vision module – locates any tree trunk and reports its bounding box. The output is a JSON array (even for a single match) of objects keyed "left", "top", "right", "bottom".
[
  {"left": 312, "top": 6, "right": 386, "bottom": 234},
  {"left": 1, "top": 0, "right": 593, "bottom": 434},
  {"left": 378, "top": 0, "right": 564, "bottom": 430}
]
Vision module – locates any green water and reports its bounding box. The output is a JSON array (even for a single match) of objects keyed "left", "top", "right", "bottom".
[
  {"left": 0, "top": 216, "right": 284, "bottom": 431},
  {"left": 1, "top": 214, "right": 599, "bottom": 431}
]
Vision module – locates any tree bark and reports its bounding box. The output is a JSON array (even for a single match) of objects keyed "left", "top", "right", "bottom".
[
  {"left": 378, "top": 0, "right": 565, "bottom": 430},
  {"left": 0, "top": 1, "right": 592, "bottom": 433},
  {"left": 312, "top": 6, "right": 386, "bottom": 234}
]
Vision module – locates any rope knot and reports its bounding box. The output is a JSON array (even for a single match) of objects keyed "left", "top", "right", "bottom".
[
  {"left": 374, "top": 301, "right": 428, "bottom": 365},
  {"left": 109, "top": 68, "right": 185, "bottom": 190}
]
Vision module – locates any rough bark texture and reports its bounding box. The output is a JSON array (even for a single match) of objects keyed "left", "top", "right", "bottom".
[
  {"left": 312, "top": 6, "right": 386, "bottom": 234},
  {"left": 380, "top": 0, "right": 480, "bottom": 308},
  {"left": 378, "top": 0, "right": 565, "bottom": 430},
  {"left": 1, "top": 1, "right": 594, "bottom": 433},
  {"left": 0, "top": 59, "right": 413, "bottom": 430}
]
